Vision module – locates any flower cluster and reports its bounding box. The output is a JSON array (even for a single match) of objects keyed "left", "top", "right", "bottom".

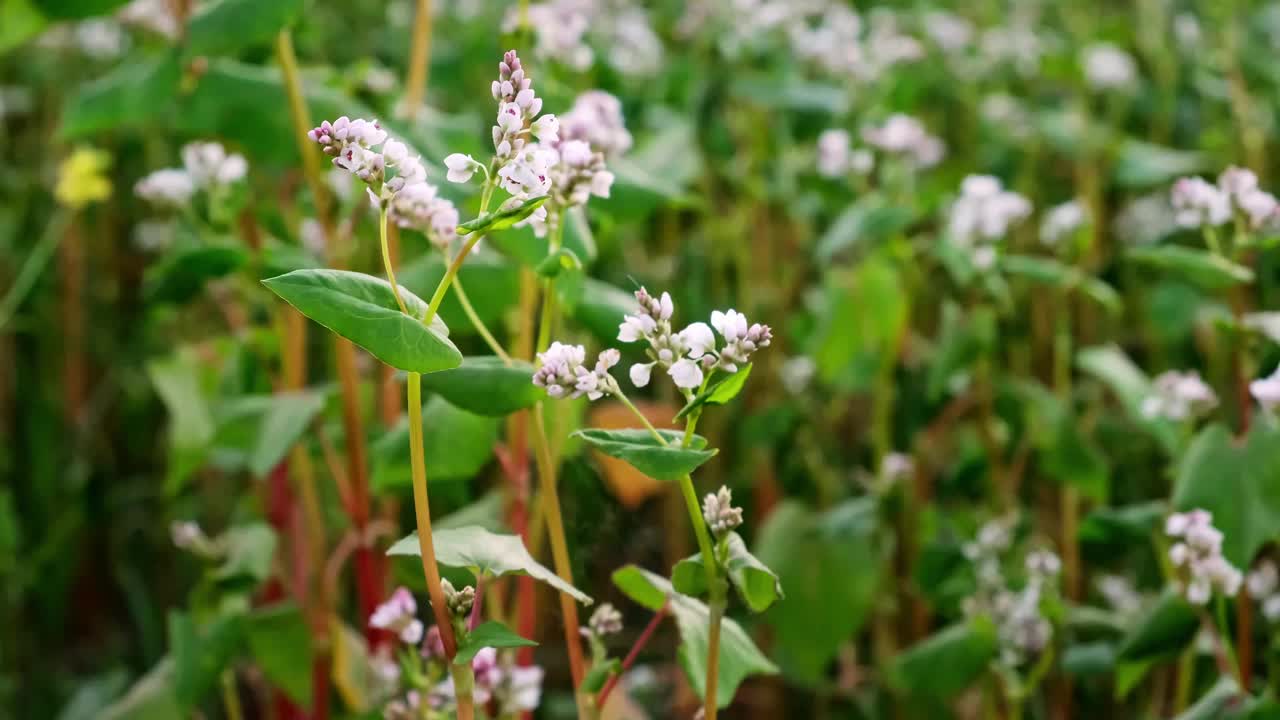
[
  {"left": 1040, "top": 200, "right": 1089, "bottom": 247},
  {"left": 1081, "top": 43, "right": 1138, "bottom": 91},
  {"left": 134, "top": 141, "right": 246, "bottom": 209},
  {"left": 441, "top": 578, "right": 476, "bottom": 617},
  {"left": 948, "top": 175, "right": 1032, "bottom": 266},
  {"left": 370, "top": 587, "right": 425, "bottom": 645},
  {"left": 387, "top": 181, "right": 459, "bottom": 251},
  {"left": 1172, "top": 167, "right": 1279, "bottom": 231},
  {"left": 961, "top": 519, "right": 1060, "bottom": 669},
  {"left": 815, "top": 129, "right": 873, "bottom": 179},
  {"left": 531, "top": 343, "right": 621, "bottom": 401},
  {"left": 861, "top": 114, "right": 945, "bottom": 169},
  {"left": 621, "top": 288, "right": 771, "bottom": 391},
  {"left": 559, "top": 91, "right": 633, "bottom": 159},
  {"left": 1251, "top": 365, "right": 1280, "bottom": 412},
  {"left": 1247, "top": 560, "right": 1280, "bottom": 622},
  {"left": 1141, "top": 370, "right": 1217, "bottom": 422},
  {"left": 702, "top": 486, "right": 744, "bottom": 538},
  {"left": 170, "top": 520, "right": 217, "bottom": 557},
  {"left": 506, "top": 0, "right": 663, "bottom": 77},
  {"left": 429, "top": 647, "right": 544, "bottom": 714},
  {"left": 1166, "top": 510, "right": 1242, "bottom": 605},
  {"left": 586, "top": 602, "right": 624, "bottom": 638}
]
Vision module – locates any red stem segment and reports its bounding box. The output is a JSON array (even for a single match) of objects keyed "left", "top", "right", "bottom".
[{"left": 597, "top": 605, "right": 669, "bottom": 708}]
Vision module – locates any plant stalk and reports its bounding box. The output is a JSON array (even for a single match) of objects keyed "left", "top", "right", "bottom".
[{"left": 407, "top": 372, "right": 459, "bottom": 656}]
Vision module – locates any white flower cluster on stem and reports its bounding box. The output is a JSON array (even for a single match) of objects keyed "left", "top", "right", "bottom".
[
  {"left": 135, "top": 141, "right": 247, "bottom": 208},
  {"left": 948, "top": 174, "right": 1032, "bottom": 246},
  {"left": 1167, "top": 510, "right": 1242, "bottom": 605},
  {"left": 1141, "top": 370, "right": 1217, "bottom": 422},
  {"left": 1172, "top": 166, "right": 1279, "bottom": 231},
  {"left": 1040, "top": 200, "right": 1088, "bottom": 247},
  {"left": 960, "top": 518, "right": 1059, "bottom": 669},
  {"left": 702, "top": 486, "right": 743, "bottom": 538},
  {"left": 620, "top": 288, "right": 772, "bottom": 392},
  {"left": 307, "top": 116, "right": 458, "bottom": 247},
  {"left": 369, "top": 587, "right": 424, "bottom": 645},
  {"left": 531, "top": 342, "right": 621, "bottom": 401},
  {"left": 861, "top": 113, "right": 945, "bottom": 168},
  {"left": 504, "top": 0, "right": 663, "bottom": 77}
]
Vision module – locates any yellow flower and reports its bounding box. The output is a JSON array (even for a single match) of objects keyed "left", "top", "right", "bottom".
[{"left": 54, "top": 147, "right": 113, "bottom": 210}]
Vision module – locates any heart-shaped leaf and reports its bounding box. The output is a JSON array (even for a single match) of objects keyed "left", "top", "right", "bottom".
[
  {"left": 455, "top": 621, "right": 537, "bottom": 664},
  {"left": 889, "top": 618, "right": 998, "bottom": 700},
  {"left": 417, "top": 357, "right": 541, "bottom": 416},
  {"left": 674, "top": 365, "right": 753, "bottom": 422},
  {"left": 1127, "top": 245, "right": 1254, "bottom": 290},
  {"left": 262, "top": 269, "right": 461, "bottom": 374},
  {"left": 612, "top": 566, "right": 778, "bottom": 709},
  {"left": 672, "top": 532, "right": 783, "bottom": 613},
  {"left": 244, "top": 604, "right": 314, "bottom": 708},
  {"left": 388, "top": 525, "right": 591, "bottom": 604},
  {"left": 372, "top": 397, "right": 498, "bottom": 489},
  {"left": 457, "top": 196, "right": 548, "bottom": 235},
  {"left": 573, "top": 429, "right": 716, "bottom": 481},
  {"left": 248, "top": 391, "right": 325, "bottom": 477},
  {"left": 1173, "top": 422, "right": 1280, "bottom": 567}
]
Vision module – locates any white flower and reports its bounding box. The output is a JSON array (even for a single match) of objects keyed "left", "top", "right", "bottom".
[
  {"left": 532, "top": 342, "right": 619, "bottom": 401},
  {"left": 679, "top": 322, "right": 716, "bottom": 359},
  {"left": 1165, "top": 511, "right": 1241, "bottom": 605},
  {"left": 135, "top": 169, "right": 195, "bottom": 207},
  {"left": 531, "top": 114, "right": 560, "bottom": 143},
  {"left": 1143, "top": 370, "right": 1218, "bottom": 422},
  {"left": 1171, "top": 176, "right": 1231, "bottom": 228},
  {"left": 559, "top": 91, "right": 633, "bottom": 158},
  {"left": 949, "top": 174, "right": 1032, "bottom": 245},
  {"left": 1081, "top": 43, "right": 1138, "bottom": 91},
  {"left": 1251, "top": 366, "right": 1280, "bottom": 411},
  {"left": 618, "top": 314, "right": 656, "bottom": 343},
  {"left": 369, "top": 587, "right": 424, "bottom": 645},
  {"left": 389, "top": 181, "right": 460, "bottom": 249},
  {"left": 1218, "top": 166, "right": 1279, "bottom": 229},
  {"left": 669, "top": 358, "right": 704, "bottom": 389},
  {"left": 1248, "top": 561, "right": 1278, "bottom": 599},
  {"left": 1040, "top": 200, "right": 1088, "bottom": 247},
  {"left": 779, "top": 355, "right": 817, "bottom": 394},
  {"left": 629, "top": 362, "right": 654, "bottom": 388},
  {"left": 702, "top": 486, "right": 743, "bottom": 536},
  {"left": 711, "top": 309, "right": 749, "bottom": 343},
  {"left": 862, "top": 114, "right": 945, "bottom": 168},
  {"left": 816, "top": 129, "right": 851, "bottom": 178}
]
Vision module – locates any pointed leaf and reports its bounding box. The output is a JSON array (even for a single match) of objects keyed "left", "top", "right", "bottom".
[
  {"left": 417, "top": 357, "right": 541, "bottom": 416},
  {"left": 673, "top": 365, "right": 753, "bottom": 422},
  {"left": 573, "top": 429, "right": 716, "bottom": 481},
  {"left": 262, "top": 269, "right": 461, "bottom": 374},
  {"left": 248, "top": 391, "right": 325, "bottom": 476},
  {"left": 612, "top": 566, "right": 778, "bottom": 708},
  {"left": 244, "top": 604, "right": 314, "bottom": 708},
  {"left": 214, "top": 524, "right": 277, "bottom": 583},
  {"left": 672, "top": 532, "right": 783, "bottom": 613},
  {"left": 388, "top": 525, "right": 591, "bottom": 603},
  {"left": 889, "top": 618, "right": 998, "bottom": 700},
  {"left": 457, "top": 196, "right": 548, "bottom": 235},
  {"left": 1077, "top": 344, "right": 1178, "bottom": 454},
  {"left": 1127, "top": 245, "right": 1254, "bottom": 290},
  {"left": 1116, "top": 588, "right": 1198, "bottom": 662},
  {"left": 1173, "top": 677, "right": 1241, "bottom": 720},
  {"left": 455, "top": 621, "right": 537, "bottom": 664},
  {"left": 372, "top": 397, "right": 498, "bottom": 489},
  {"left": 99, "top": 660, "right": 182, "bottom": 720}
]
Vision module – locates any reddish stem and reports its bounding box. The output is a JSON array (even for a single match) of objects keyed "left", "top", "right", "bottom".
[
  {"left": 469, "top": 575, "right": 486, "bottom": 631},
  {"left": 597, "top": 605, "right": 669, "bottom": 708}
]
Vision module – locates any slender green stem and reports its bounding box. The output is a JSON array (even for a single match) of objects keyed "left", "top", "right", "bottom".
[
  {"left": 424, "top": 232, "right": 484, "bottom": 324},
  {"left": 379, "top": 207, "right": 408, "bottom": 314},
  {"left": 452, "top": 275, "right": 511, "bottom": 363},
  {"left": 407, "top": 373, "right": 459, "bottom": 657},
  {"left": 1174, "top": 647, "right": 1194, "bottom": 713},
  {"left": 221, "top": 669, "right": 243, "bottom": 720},
  {"left": 1215, "top": 595, "right": 1243, "bottom": 685},
  {"left": 0, "top": 211, "right": 67, "bottom": 331},
  {"left": 705, "top": 588, "right": 725, "bottom": 720},
  {"left": 614, "top": 389, "right": 666, "bottom": 444}
]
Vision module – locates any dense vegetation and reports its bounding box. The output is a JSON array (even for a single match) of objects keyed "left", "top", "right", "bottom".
[{"left": 5, "top": 1, "right": 1280, "bottom": 719}]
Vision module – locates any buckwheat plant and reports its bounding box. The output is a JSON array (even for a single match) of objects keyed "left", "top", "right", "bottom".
[
  {"left": 1165, "top": 510, "right": 1245, "bottom": 681},
  {"left": 536, "top": 287, "right": 779, "bottom": 719},
  {"left": 135, "top": 140, "right": 249, "bottom": 228}
]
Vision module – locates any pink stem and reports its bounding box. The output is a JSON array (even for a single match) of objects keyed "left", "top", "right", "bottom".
[
  {"left": 469, "top": 575, "right": 486, "bottom": 631},
  {"left": 597, "top": 605, "right": 669, "bottom": 708}
]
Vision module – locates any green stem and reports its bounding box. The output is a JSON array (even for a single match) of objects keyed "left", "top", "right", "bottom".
[
  {"left": 452, "top": 275, "right": 511, "bottom": 363},
  {"left": 221, "top": 669, "right": 243, "bottom": 720},
  {"left": 1174, "top": 647, "right": 1194, "bottom": 713},
  {"left": 449, "top": 659, "right": 477, "bottom": 720},
  {"left": 615, "top": 389, "right": 666, "bottom": 445},
  {"left": 408, "top": 372, "right": 459, "bottom": 657},
  {"left": 423, "top": 232, "right": 484, "bottom": 324},
  {"left": 1216, "top": 595, "right": 1243, "bottom": 685},
  {"left": 705, "top": 587, "right": 726, "bottom": 720},
  {"left": 0, "top": 211, "right": 67, "bottom": 331},
  {"left": 379, "top": 207, "right": 408, "bottom": 315}
]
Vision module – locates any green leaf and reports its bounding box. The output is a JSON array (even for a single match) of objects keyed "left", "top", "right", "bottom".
[
  {"left": 248, "top": 391, "right": 325, "bottom": 477},
  {"left": 458, "top": 196, "right": 549, "bottom": 235},
  {"left": 372, "top": 397, "right": 498, "bottom": 489},
  {"left": 170, "top": 611, "right": 245, "bottom": 707},
  {"left": 556, "top": 276, "right": 640, "bottom": 343},
  {"left": 0, "top": 0, "right": 47, "bottom": 54},
  {"left": 815, "top": 198, "right": 915, "bottom": 261},
  {"left": 99, "top": 660, "right": 182, "bottom": 720},
  {"left": 1112, "top": 141, "right": 1207, "bottom": 189},
  {"left": 1061, "top": 642, "right": 1117, "bottom": 676},
  {"left": 214, "top": 524, "right": 277, "bottom": 583},
  {"left": 148, "top": 350, "right": 215, "bottom": 493},
  {"left": 417, "top": 357, "right": 541, "bottom": 417},
  {"left": 388, "top": 525, "right": 591, "bottom": 603},
  {"left": 32, "top": 0, "right": 129, "bottom": 19},
  {"left": 572, "top": 429, "right": 716, "bottom": 481},
  {"left": 244, "top": 604, "right": 314, "bottom": 708},
  {"left": 889, "top": 618, "right": 998, "bottom": 700},
  {"left": 1076, "top": 344, "right": 1178, "bottom": 454},
  {"left": 398, "top": 252, "right": 519, "bottom": 338},
  {"left": 59, "top": 53, "right": 181, "bottom": 138},
  {"left": 455, "top": 621, "right": 537, "bottom": 664},
  {"left": 672, "top": 532, "right": 783, "bottom": 613},
  {"left": 1079, "top": 501, "right": 1165, "bottom": 549},
  {"left": 535, "top": 248, "right": 584, "bottom": 278},
  {"left": 57, "top": 669, "right": 129, "bottom": 720},
  {"left": 184, "top": 0, "right": 304, "bottom": 58},
  {"left": 1116, "top": 589, "right": 1198, "bottom": 662},
  {"left": 262, "top": 269, "right": 461, "bottom": 374},
  {"left": 673, "top": 365, "right": 753, "bottom": 422},
  {"left": 612, "top": 566, "right": 778, "bottom": 708},
  {"left": 999, "top": 254, "right": 1120, "bottom": 314},
  {"left": 1173, "top": 422, "right": 1280, "bottom": 568},
  {"left": 1173, "top": 677, "right": 1241, "bottom": 720},
  {"left": 754, "top": 499, "right": 882, "bottom": 685},
  {"left": 582, "top": 659, "right": 621, "bottom": 694},
  {"left": 1127, "top": 245, "right": 1254, "bottom": 290},
  {"left": 144, "top": 244, "right": 247, "bottom": 305},
  {"left": 811, "top": 255, "right": 908, "bottom": 392}
]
